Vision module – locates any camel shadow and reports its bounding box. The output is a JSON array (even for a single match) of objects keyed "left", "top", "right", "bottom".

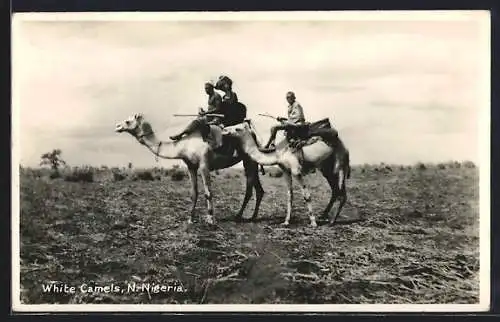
[
  {"left": 242, "top": 217, "right": 291, "bottom": 225},
  {"left": 317, "top": 217, "right": 365, "bottom": 226},
  {"left": 217, "top": 215, "right": 285, "bottom": 225},
  {"left": 217, "top": 215, "right": 365, "bottom": 227}
]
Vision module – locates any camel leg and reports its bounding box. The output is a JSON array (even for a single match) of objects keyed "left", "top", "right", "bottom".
[
  {"left": 294, "top": 174, "right": 317, "bottom": 228},
  {"left": 319, "top": 169, "right": 338, "bottom": 221},
  {"left": 330, "top": 169, "right": 347, "bottom": 225},
  {"left": 200, "top": 165, "right": 215, "bottom": 225},
  {"left": 235, "top": 158, "right": 255, "bottom": 221},
  {"left": 251, "top": 164, "right": 265, "bottom": 221},
  {"left": 187, "top": 166, "right": 199, "bottom": 224},
  {"left": 282, "top": 169, "right": 293, "bottom": 226}
]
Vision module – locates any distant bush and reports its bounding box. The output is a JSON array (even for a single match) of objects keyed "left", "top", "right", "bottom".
[
  {"left": 49, "top": 171, "right": 61, "bottom": 179},
  {"left": 447, "top": 161, "right": 462, "bottom": 168},
  {"left": 463, "top": 161, "right": 476, "bottom": 168},
  {"left": 268, "top": 169, "right": 284, "bottom": 178},
  {"left": 416, "top": 162, "right": 426, "bottom": 170},
  {"left": 64, "top": 166, "right": 94, "bottom": 182},
  {"left": 437, "top": 163, "right": 446, "bottom": 169},
  {"left": 171, "top": 169, "right": 186, "bottom": 181},
  {"left": 26, "top": 168, "right": 45, "bottom": 179},
  {"left": 112, "top": 171, "right": 127, "bottom": 181},
  {"left": 133, "top": 170, "right": 155, "bottom": 181}
]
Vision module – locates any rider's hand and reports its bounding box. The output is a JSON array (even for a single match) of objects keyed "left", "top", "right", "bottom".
[
  {"left": 198, "top": 107, "right": 206, "bottom": 115},
  {"left": 277, "top": 117, "right": 287, "bottom": 122}
]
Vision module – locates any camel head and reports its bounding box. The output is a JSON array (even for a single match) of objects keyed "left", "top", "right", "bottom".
[{"left": 115, "top": 113, "right": 155, "bottom": 144}]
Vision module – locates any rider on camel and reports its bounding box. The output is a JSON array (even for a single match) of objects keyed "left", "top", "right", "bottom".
[
  {"left": 169, "top": 81, "right": 223, "bottom": 141},
  {"left": 263, "top": 91, "right": 307, "bottom": 149},
  {"left": 262, "top": 91, "right": 339, "bottom": 151}
]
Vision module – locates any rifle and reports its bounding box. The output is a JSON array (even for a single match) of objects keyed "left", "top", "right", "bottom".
[{"left": 173, "top": 113, "right": 225, "bottom": 118}]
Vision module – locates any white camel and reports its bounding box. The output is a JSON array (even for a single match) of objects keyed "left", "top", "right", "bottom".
[
  {"left": 222, "top": 120, "right": 350, "bottom": 227},
  {"left": 115, "top": 113, "right": 265, "bottom": 225}
]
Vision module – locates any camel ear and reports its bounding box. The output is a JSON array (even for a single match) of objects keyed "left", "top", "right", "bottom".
[{"left": 134, "top": 113, "right": 143, "bottom": 121}]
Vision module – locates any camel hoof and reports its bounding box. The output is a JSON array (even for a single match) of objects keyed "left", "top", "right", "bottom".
[
  {"left": 205, "top": 217, "right": 215, "bottom": 225},
  {"left": 234, "top": 216, "right": 244, "bottom": 223},
  {"left": 310, "top": 222, "right": 318, "bottom": 228},
  {"left": 281, "top": 221, "right": 290, "bottom": 227},
  {"left": 187, "top": 218, "right": 193, "bottom": 225}
]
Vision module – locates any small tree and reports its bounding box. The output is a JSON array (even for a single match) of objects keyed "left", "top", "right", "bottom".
[{"left": 40, "top": 149, "right": 66, "bottom": 175}]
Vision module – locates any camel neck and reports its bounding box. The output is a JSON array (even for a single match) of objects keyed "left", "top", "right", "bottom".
[
  {"left": 139, "top": 133, "right": 181, "bottom": 159},
  {"left": 241, "top": 131, "right": 280, "bottom": 166}
]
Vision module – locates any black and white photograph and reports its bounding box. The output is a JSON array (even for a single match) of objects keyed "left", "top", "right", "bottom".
[{"left": 12, "top": 11, "right": 490, "bottom": 312}]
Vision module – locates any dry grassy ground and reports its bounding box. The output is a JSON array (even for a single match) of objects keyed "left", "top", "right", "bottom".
[{"left": 19, "top": 162, "right": 480, "bottom": 304}]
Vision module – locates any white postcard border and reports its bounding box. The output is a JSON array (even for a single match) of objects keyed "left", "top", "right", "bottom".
[{"left": 11, "top": 10, "right": 491, "bottom": 313}]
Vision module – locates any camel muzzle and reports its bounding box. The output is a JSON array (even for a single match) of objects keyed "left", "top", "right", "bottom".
[{"left": 115, "top": 124, "right": 125, "bottom": 133}]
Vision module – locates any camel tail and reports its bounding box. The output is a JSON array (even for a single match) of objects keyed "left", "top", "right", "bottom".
[{"left": 346, "top": 151, "right": 351, "bottom": 179}]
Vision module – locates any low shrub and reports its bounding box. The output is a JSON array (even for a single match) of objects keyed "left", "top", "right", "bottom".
[
  {"left": 171, "top": 170, "right": 186, "bottom": 181},
  {"left": 64, "top": 167, "right": 94, "bottom": 182},
  {"left": 416, "top": 162, "right": 426, "bottom": 170},
  {"left": 462, "top": 161, "right": 476, "bottom": 168},
  {"left": 268, "top": 169, "right": 283, "bottom": 178},
  {"left": 133, "top": 170, "right": 155, "bottom": 181},
  {"left": 49, "top": 171, "right": 61, "bottom": 179},
  {"left": 112, "top": 171, "right": 127, "bottom": 181}
]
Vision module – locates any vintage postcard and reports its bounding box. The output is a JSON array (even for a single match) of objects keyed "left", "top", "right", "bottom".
[{"left": 11, "top": 11, "right": 490, "bottom": 312}]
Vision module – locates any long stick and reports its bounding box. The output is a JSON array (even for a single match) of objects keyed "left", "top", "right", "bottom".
[
  {"left": 257, "top": 113, "right": 278, "bottom": 120},
  {"left": 173, "top": 113, "right": 225, "bottom": 117}
]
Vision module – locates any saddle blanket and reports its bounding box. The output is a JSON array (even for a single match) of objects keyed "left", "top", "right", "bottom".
[
  {"left": 288, "top": 136, "right": 323, "bottom": 153},
  {"left": 207, "top": 125, "right": 223, "bottom": 150},
  {"left": 206, "top": 125, "right": 238, "bottom": 157}
]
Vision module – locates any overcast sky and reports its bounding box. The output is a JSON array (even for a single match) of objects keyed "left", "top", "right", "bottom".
[{"left": 13, "top": 12, "right": 489, "bottom": 168}]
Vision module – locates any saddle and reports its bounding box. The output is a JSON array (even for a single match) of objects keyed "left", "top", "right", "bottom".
[
  {"left": 282, "top": 118, "right": 339, "bottom": 173},
  {"left": 286, "top": 118, "right": 339, "bottom": 151},
  {"left": 206, "top": 125, "right": 224, "bottom": 150},
  {"left": 201, "top": 125, "right": 239, "bottom": 157}
]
